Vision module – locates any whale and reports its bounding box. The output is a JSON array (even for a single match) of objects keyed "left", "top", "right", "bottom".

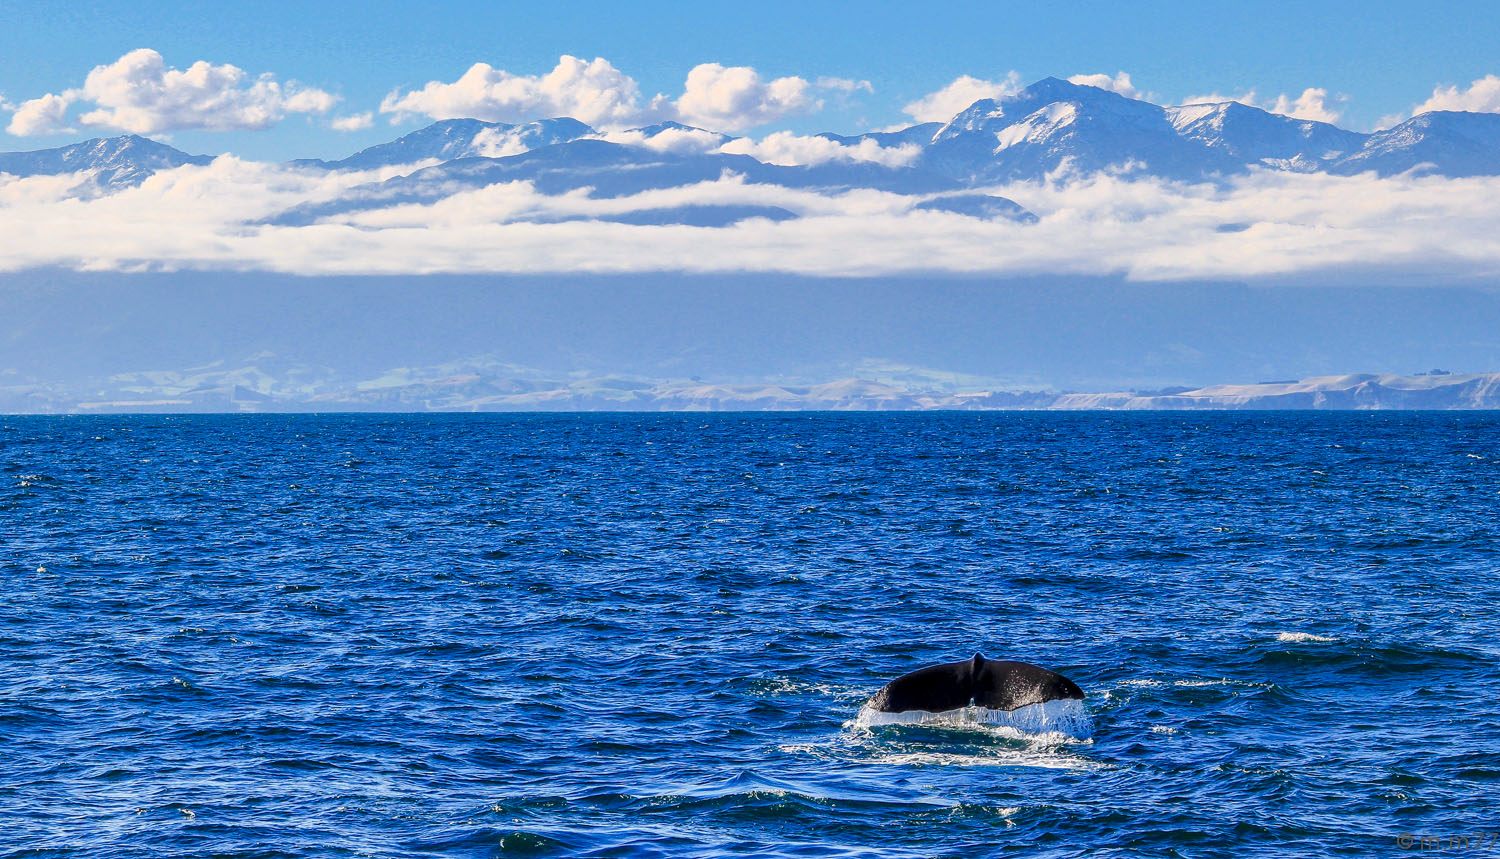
[{"left": 857, "top": 653, "right": 1089, "bottom": 735}]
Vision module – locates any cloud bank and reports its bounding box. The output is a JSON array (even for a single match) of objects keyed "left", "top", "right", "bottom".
[
  {"left": 3, "top": 158, "right": 1500, "bottom": 284},
  {"left": 581, "top": 126, "right": 917, "bottom": 166},
  {"left": 717, "top": 132, "right": 920, "bottom": 167},
  {"left": 6, "top": 49, "right": 337, "bottom": 136}
]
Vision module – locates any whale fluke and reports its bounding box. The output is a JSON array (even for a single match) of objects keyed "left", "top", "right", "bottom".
[{"left": 867, "top": 653, "right": 1084, "bottom": 714}]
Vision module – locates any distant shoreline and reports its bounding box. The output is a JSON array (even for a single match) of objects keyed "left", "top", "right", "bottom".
[{"left": 7, "top": 372, "right": 1500, "bottom": 415}]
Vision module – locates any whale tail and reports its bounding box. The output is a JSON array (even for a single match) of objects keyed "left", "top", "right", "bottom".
[{"left": 867, "top": 653, "right": 1084, "bottom": 714}]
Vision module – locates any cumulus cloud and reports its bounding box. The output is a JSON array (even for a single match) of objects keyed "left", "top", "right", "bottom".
[
  {"left": 673, "top": 63, "right": 817, "bottom": 131},
  {"left": 1266, "top": 88, "right": 1342, "bottom": 124},
  {"left": 380, "top": 56, "right": 649, "bottom": 128},
  {"left": 379, "top": 55, "right": 832, "bottom": 132},
  {"left": 7, "top": 91, "right": 77, "bottom": 135},
  {"left": 902, "top": 73, "right": 1024, "bottom": 122},
  {"left": 330, "top": 112, "right": 374, "bottom": 132},
  {"left": 718, "top": 131, "right": 920, "bottom": 167},
  {"left": 1412, "top": 74, "right": 1500, "bottom": 114},
  {"left": 5, "top": 49, "right": 337, "bottom": 136},
  {"left": 1067, "top": 72, "right": 1137, "bottom": 99},
  {"left": 1181, "top": 86, "right": 1343, "bottom": 124},
  {"left": 4, "top": 157, "right": 1500, "bottom": 284}
]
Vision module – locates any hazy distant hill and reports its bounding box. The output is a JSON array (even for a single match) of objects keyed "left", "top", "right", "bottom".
[
  {"left": 1049, "top": 373, "right": 1500, "bottom": 410},
  {"left": 10, "top": 367, "right": 1499, "bottom": 414}
]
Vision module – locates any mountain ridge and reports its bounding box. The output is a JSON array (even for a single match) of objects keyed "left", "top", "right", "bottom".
[
  {"left": 6, "top": 78, "right": 1500, "bottom": 196},
  {"left": 0, "top": 134, "right": 212, "bottom": 188}
]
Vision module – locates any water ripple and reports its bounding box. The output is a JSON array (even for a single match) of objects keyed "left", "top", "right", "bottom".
[{"left": 2, "top": 412, "right": 1498, "bottom": 857}]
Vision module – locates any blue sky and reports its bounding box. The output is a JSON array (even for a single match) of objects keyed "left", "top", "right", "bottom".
[{"left": 3, "top": 0, "right": 1498, "bottom": 159}]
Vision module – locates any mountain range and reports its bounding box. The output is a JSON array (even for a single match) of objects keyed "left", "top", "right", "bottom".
[
  {"left": 5, "top": 77, "right": 1500, "bottom": 224},
  {"left": 9, "top": 362, "right": 1499, "bottom": 413}
]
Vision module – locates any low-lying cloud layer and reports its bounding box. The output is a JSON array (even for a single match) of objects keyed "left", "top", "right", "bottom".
[
  {"left": 583, "top": 125, "right": 918, "bottom": 166},
  {"left": 2, "top": 158, "right": 1498, "bottom": 284}
]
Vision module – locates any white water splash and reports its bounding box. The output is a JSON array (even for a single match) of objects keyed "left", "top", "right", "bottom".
[
  {"left": 1276, "top": 632, "right": 1339, "bottom": 643},
  {"left": 784, "top": 727, "right": 1101, "bottom": 771},
  {"left": 849, "top": 698, "right": 1093, "bottom": 740},
  {"left": 865, "top": 749, "right": 1100, "bottom": 770}
]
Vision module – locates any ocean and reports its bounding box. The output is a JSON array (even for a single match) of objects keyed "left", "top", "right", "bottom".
[{"left": 4, "top": 413, "right": 1498, "bottom": 857}]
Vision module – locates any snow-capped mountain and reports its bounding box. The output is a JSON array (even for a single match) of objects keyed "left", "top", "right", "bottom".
[
  {"left": 1332, "top": 111, "right": 1500, "bottom": 177},
  {"left": 1165, "top": 100, "right": 1366, "bottom": 171},
  {"left": 291, "top": 117, "right": 595, "bottom": 169},
  {"left": 7, "top": 76, "right": 1500, "bottom": 204},
  {"left": 0, "top": 134, "right": 211, "bottom": 188},
  {"left": 922, "top": 77, "right": 1242, "bottom": 181}
]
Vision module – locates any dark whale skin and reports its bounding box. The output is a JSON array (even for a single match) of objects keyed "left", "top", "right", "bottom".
[{"left": 867, "top": 653, "right": 1084, "bottom": 713}]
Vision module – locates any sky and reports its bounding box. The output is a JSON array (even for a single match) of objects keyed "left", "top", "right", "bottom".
[
  {"left": 3, "top": 0, "right": 1500, "bottom": 393},
  {"left": 3, "top": 0, "right": 1500, "bottom": 160}
]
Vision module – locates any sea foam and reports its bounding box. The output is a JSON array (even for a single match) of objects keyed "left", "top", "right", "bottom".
[
  {"left": 850, "top": 698, "right": 1093, "bottom": 740},
  {"left": 1276, "top": 632, "right": 1339, "bottom": 643}
]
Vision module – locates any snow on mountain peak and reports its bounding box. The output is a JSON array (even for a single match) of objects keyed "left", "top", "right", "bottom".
[
  {"left": 1166, "top": 102, "right": 1229, "bottom": 131},
  {"left": 993, "top": 102, "right": 1079, "bottom": 151}
]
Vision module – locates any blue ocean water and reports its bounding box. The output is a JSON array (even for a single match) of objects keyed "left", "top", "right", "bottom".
[{"left": 4, "top": 413, "right": 1499, "bottom": 858}]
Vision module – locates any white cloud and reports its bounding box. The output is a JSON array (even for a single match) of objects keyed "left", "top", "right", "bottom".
[
  {"left": 593, "top": 124, "right": 920, "bottom": 166},
  {"left": 1412, "top": 74, "right": 1500, "bottom": 114},
  {"left": 379, "top": 55, "right": 827, "bottom": 132},
  {"left": 7, "top": 91, "right": 78, "bottom": 136},
  {"left": 4, "top": 158, "right": 1500, "bottom": 285},
  {"left": 1181, "top": 90, "right": 1256, "bottom": 111},
  {"left": 330, "top": 112, "right": 374, "bottom": 132},
  {"left": 469, "top": 126, "right": 540, "bottom": 158},
  {"left": 674, "top": 63, "right": 817, "bottom": 131},
  {"left": 816, "top": 77, "right": 873, "bottom": 94},
  {"left": 6, "top": 49, "right": 338, "bottom": 136},
  {"left": 718, "top": 131, "right": 920, "bottom": 167},
  {"left": 902, "top": 73, "right": 1024, "bottom": 123},
  {"left": 1267, "top": 88, "right": 1342, "bottom": 124},
  {"left": 380, "top": 55, "right": 649, "bottom": 128},
  {"left": 1181, "top": 86, "right": 1343, "bottom": 124},
  {"left": 1067, "top": 72, "right": 1137, "bottom": 99},
  {"left": 592, "top": 126, "right": 726, "bottom": 155}
]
